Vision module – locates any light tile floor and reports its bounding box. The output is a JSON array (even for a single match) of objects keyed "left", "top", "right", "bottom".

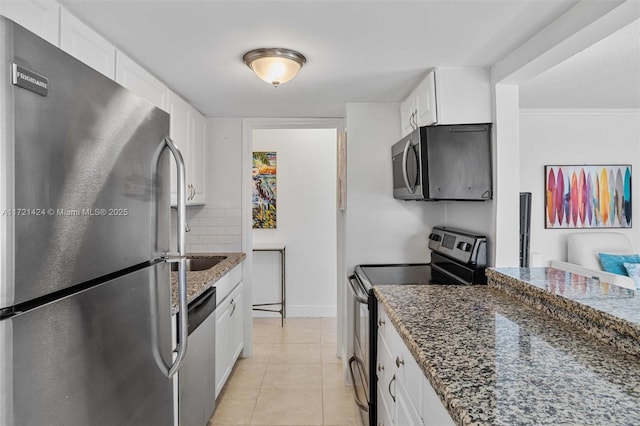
[{"left": 209, "top": 317, "right": 365, "bottom": 426}]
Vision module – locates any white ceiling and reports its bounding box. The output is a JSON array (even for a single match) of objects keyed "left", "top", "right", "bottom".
[
  {"left": 60, "top": 0, "right": 599, "bottom": 117},
  {"left": 519, "top": 18, "right": 640, "bottom": 109}
]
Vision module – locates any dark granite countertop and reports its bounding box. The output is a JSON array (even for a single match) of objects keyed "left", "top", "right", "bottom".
[
  {"left": 170, "top": 252, "right": 245, "bottom": 313},
  {"left": 488, "top": 267, "right": 640, "bottom": 356},
  {"left": 374, "top": 283, "right": 640, "bottom": 425}
]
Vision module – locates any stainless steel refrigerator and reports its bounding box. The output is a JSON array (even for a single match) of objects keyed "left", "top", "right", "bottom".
[{"left": 0, "top": 16, "right": 189, "bottom": 426}]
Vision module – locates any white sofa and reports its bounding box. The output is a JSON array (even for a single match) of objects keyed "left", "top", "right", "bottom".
[{"left": 550, "top": 232, "right": 636, "bottom": 290}]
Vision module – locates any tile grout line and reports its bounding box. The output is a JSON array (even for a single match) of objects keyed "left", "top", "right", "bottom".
[{"left": 221, "top": 318, "right": 341, "bottom": 426}]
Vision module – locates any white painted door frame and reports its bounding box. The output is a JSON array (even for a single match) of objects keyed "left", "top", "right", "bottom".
[{"left": 241, "top": 118, "right": 345, "bottom": 358}]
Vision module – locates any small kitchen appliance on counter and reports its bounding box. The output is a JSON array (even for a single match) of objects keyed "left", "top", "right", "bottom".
[{"left": 348, "top": 226, "right": 487, "bottom": 425}]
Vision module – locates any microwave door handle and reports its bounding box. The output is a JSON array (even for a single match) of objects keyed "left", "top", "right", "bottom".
[{"left": 401, "top": 139, "right": 416, "bottom": 194}]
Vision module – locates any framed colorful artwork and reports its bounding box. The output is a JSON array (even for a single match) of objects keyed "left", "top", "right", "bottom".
[
  {"left": 252, "top": 152, "right": 277, "bottom": 229},
  {"left": 544, "top": 165, "right": 631, "bottom": 229}
]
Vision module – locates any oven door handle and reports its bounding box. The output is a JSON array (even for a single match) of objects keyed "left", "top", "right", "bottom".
[
  {"left": 348, "top": 356, "right": 369, "bottom": 412},
  {"left": 348, "top": 275, "right": 369, "bottom": 304}
]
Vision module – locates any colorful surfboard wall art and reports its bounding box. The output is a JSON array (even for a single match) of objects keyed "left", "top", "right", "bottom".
[{"left": 544, "top": 165, "right": 631, "bottom": 229}]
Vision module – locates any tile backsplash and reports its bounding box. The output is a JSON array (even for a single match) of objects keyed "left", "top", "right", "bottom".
[{"left": 171, "top": 205, "right": 242, "bottom": 253}]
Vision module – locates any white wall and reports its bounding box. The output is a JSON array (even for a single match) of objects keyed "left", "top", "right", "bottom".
[
  {"left": 343, "top": 103, "right": 498, "bottom": 271},
  {"left": 489, "top": 1, "right": 637, "bottom": 267},
  {"left": 490, "top": 84, "right": 521, "bottom": 267},
  {"left": 252, "top": 128, "right": 337, "bottom": 317},
  {"left": 442, "top": 202, "right": 494, "bottom": 239},
  {"left": 341, "top": 103, "right": 446, "bottom": 366},
  {"left": 520, "top": 109, "right": 640, "bottom": 265},
  {"left": 183, "top": 118, "right": 243, "bottom": 253},
  {"left": 344, "top": 103, "right": 446, "bottom": 272}
]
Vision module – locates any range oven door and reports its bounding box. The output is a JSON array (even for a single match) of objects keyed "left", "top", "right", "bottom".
[
  {"left": 347, "top": 275, "right": 370, "bottom": 414},
  {"left": 392, "top": 128, "right": 423, "bottom": 200}
]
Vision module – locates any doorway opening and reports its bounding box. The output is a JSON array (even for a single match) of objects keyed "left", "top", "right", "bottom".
[{"left": 241, "top": 118, "right": 344, "bottom": 356}]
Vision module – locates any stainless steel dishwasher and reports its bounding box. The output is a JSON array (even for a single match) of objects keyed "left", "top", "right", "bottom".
[{"left": 179, "top": 287, "right": 216, "bottom": 426}]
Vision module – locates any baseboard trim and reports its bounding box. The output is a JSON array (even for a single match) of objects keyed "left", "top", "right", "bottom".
[{"left": 251, "top": 305, "right": 337, "bottom": 318}]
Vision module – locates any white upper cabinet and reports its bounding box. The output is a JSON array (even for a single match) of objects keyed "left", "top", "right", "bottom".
[
  {"left": 60, "top": 9, "right": 115, "bottom": 79},
  {"left": 400, "top": 94, "right": 418, "bottom": 137},
  {"left": 168, "top": 92, "right": 191, "bottom": 205},
  {"left": 189, "top": 110, "right": 208, "bottom": 205},
  {"left": 400, "top": 67, "right": 491, "bottom": 137},
  {"left": 4, "top": 2, "right": 206, "bottom": 208},
  {"left": 434, "top": 67, "right": 491, "bottom": 125},
  {"left": 168, "top": 92, "right": 207, "bottom": 206},
  {"left": 115, "top": 51, "right": 169, "bottom": 112},
  {"left": 414, "top": 71, "right": 438, "bottom": 127},
  {"left": 400, "top": 70, "right": 438, "bottom": 136},
  {"left": 0, "top": 0, "right": 60, "bottom": 46}
]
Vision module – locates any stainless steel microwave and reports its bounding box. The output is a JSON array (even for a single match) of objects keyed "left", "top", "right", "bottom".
[{"left": 392, "top": 124, "right": 493, "bottom": 201}]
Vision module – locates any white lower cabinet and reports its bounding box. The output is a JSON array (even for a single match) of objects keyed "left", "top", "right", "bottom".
[
  {"left": 377, "top": 381, "right": 394, "bottom": 426},
  {"left": 377, "top": 300, "right": 454, "bottom": 426},
  {"left": 215, "top": 281, "right": 244, "bottom": 398},
  {"left": 422, "top": 375, "right": 455, "bottom": 426},
  {"left": 377, "top": 323, "right": 394, "bottom": 425},
  {"left": 230, "top": 283, "right": 244, "bottom": 361},
  {"left": 396, "top": 378, "right": 423, "bottom": 426},
  {"left": 215, "top": 299, "right": 231, "bottom": 397}
]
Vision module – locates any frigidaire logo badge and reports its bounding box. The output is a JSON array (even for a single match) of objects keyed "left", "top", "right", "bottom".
[{"left": 12, "top": 63, "right": 48, "bottom": 97}]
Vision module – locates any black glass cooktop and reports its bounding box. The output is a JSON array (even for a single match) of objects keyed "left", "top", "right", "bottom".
[{"left": 357, "top": 263, "right": 432, "bottom": 287}]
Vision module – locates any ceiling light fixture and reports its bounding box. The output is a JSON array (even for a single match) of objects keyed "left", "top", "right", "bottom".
[{"left": 243, "top": 48, "right": 306, "bottom": 87}]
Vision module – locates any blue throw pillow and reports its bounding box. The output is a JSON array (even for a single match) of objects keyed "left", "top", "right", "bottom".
[
  {"left": 623, "top": 263, "right": 640, "bottom": 290},
  {"left": 599, "top": 253, "right": 640, "bottom": 275}
]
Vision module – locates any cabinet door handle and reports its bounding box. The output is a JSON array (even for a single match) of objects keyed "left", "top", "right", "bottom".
[
  {"left": 377, "top": 363, "right": 384, "bottom": 372},
  {"left": 395, "top": 356, "right": 404, "bottom": 368},
  {"left": 230, "top": 299, "right": 236, "bottom": 316},
  {"left": 378, "top": 318, "right": 385, "bottom": 327},
  {"left": 388, "top": 374, "right": 396, "bottom": 402}
]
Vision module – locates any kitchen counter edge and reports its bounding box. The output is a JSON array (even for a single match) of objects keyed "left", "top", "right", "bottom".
[{"left": 170, "top": 252, "right": 246, "bottom": 313}]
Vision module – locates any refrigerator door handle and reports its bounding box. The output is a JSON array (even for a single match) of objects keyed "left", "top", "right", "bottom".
[{"left": 164, "top": 136, "right": 188, "bottom": 378}]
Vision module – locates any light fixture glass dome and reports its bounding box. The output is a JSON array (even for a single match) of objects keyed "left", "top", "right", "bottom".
[{"left": 243, "top": 48, "right": 306, "bottom": 87}]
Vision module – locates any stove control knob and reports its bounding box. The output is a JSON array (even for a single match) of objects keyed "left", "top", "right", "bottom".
[{"left": 457, "top": 242, "right": 472, "bottom": 252}]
